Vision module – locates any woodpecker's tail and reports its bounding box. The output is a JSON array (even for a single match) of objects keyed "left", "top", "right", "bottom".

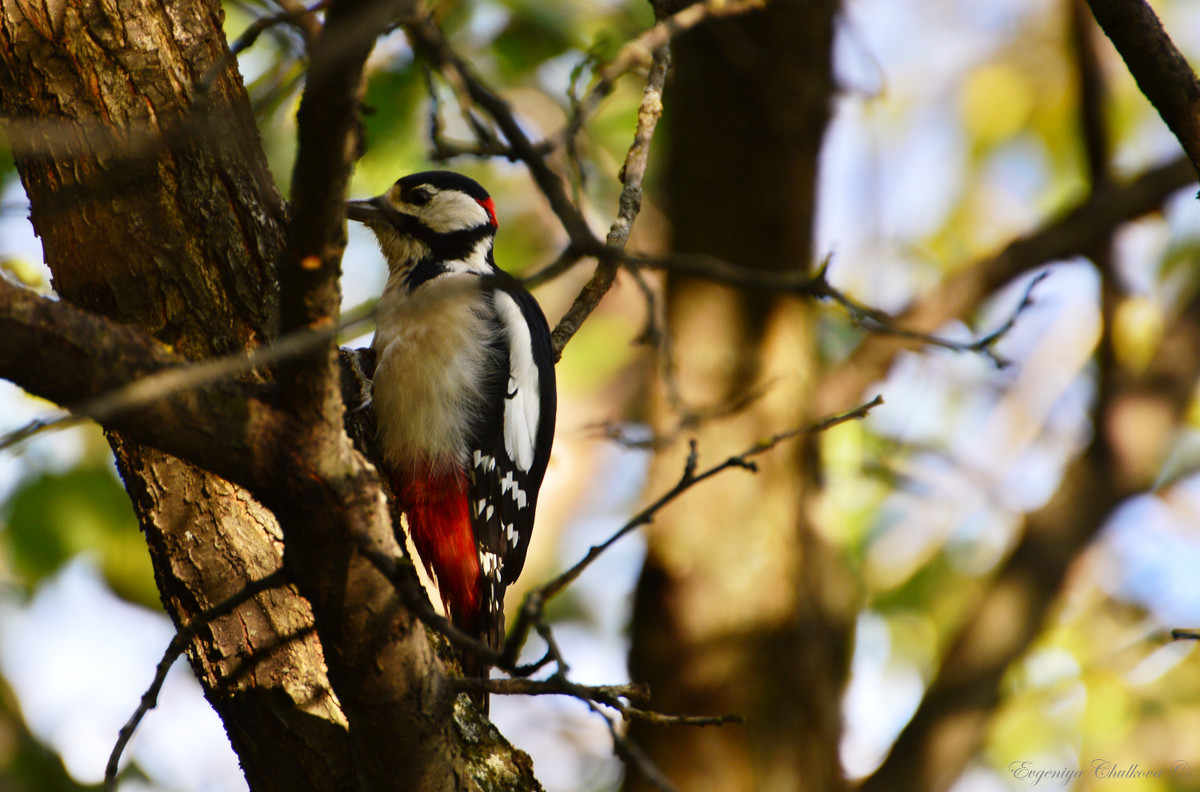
[
  {"left": 457, "top": 625, "right": 495, "bottom": 715},
  {"left": 393, "top": 470, "right": 498, "bottom": 713}
]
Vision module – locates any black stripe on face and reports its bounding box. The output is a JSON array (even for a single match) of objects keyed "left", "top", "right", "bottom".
[
  {"left": 410, "top": 223, "right": 495, "bottom": 262},
  {"left": 404, "top": 259, "right": 449, "bottom": 290}
]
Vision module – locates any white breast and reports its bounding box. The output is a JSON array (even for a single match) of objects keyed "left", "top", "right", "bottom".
[{"left": 372, "top": 272, "right": 498, "bottom": 475}]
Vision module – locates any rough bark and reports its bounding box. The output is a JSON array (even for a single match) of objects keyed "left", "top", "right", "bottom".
[
  {"left": 0, "top": 1, "right": 538, "bottom": 788},
  {"left": 625, "top": 2, "right": 854, "bottom": 791},
  {"left": 0, "top": 1, "right": 351, "bottom": 787},
  {"left": 1085, "top": 0, "right": 1200, "bottom": 178}
]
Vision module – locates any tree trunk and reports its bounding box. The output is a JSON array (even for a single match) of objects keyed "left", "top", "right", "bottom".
[
  {"left": 625, "top": 2, "right": 854, "bottom": 790},
  {"left": 0, "top": 1, "right": 357, "bottom": 787},
  {"left": 0, "top": 1, "right": 538, "bottom": 788}
]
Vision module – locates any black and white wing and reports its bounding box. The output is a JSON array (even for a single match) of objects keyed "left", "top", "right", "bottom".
[{"left": 467, "top": 281, "right": 557, "bottom": 647}]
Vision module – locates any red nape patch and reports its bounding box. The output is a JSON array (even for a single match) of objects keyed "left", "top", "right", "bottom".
[
  {"left": 478, "top": 196, "right": 498, "bottom": 227},
  {"left": 399, "top": 471, "right": 482, "bottom": 630}
]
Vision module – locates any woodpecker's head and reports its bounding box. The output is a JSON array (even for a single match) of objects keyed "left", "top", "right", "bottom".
[{"left": 347, "top": 171, "right": 499, "bottom": 279}]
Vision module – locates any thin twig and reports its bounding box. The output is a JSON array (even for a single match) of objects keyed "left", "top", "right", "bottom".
[
  {"left": 501, "top": 395, "right": 884, "bottom": 668},
  {"left": 406, "top": 11, "right": 1056, "bottom": 369},
  {"left": 104, "top": 570, "right": 288, "bottom": 790},
  {"left": 550, "top": 44, "right": 672, "bottom": 358},
  {"left": 456, "top": 675, "right": 742, "bottom": 729},
  {"left": 405, "top": 16, "right": 594, "bottom": 245},
  {"left": 824, "top": 270, "right": 1052, "bottom": 367},
  {"left": 621, "top": 251, "right": 1051, "bottom": 368},
  {"left": 590, "top": 701, "right": 680, "bottom": 792},
  {"left": 271, "top": 0, "right": 325, "bottom": 45},
  {"left": 550, "top": 396, "right": 882, "bottom": 599},
  {"left": 558, "top": 0, "right": 765, "bottom": 151},
  {"left": 0, "top": 301, "right": 377, "bottom": 453},
  {"left": 424, "top": 66, "right": 520, "bottom": 161},
  {"left": 198, "top": 1, "right": 330, "bottom": 96},
  {"left": 455, "top": 676, "right": 649, "bottom": 703}
]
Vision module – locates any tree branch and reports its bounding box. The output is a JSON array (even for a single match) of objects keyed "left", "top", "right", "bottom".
[
  {"left": 404, "top": 15, "right": 595, "bottom": 246},
  {"left": 105, "top": 571, "right": 289, "bottom": 791},
  {"left": 502, "top": 395, "right": 884, "bottom": 668},
  {"left": 818, "top": 154, "right": 1195, "bottom": 414},
  {"left": 550, "top": 43, "right": 672, "bottom": 359},
  {"left": 1086, "top": 0, "right": 1200, "bottom": 177},
  {"left": 0, "top": 277, "right": 287, "bottom": 489},
  {"left": 278, "top": 0, "right": 402, "bottom": 409}
]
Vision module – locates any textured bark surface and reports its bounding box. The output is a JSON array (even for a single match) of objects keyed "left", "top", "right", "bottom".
[
  {"left": 625, "top": 2, "right": 854, "bottom": 791},
  {"left": 1085, "top": 0, "right": 1200, "bottom": 177},
  {"left": 0, "top": 1, "right": 358, "bottom": 788},
  {"left": 0, "top": 1, "right": 541, "bottom": 789}
]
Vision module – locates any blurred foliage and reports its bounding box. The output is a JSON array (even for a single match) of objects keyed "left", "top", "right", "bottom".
[
  {"left": 3, "top": 0, "right": 1200, "bottom": 790},
  {"left": 356, "top": 62, "right": 427, "bottom": 196},
  {"left": 0, "top": 677, "right": 98, "bottom": 792},
  {"left": 1, "top": 462, "right": 157, "bottom": 610},
  {"left": 0, "top": 147, "right": 13, "bottom": 187}
]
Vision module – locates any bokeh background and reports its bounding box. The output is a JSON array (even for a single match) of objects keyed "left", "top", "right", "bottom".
[{"left": 3, "top": 0, "right": 1200, "bottom": 790}]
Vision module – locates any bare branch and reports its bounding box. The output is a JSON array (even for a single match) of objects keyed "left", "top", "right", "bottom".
[
  {"left": 199, "top": 1, "right": 329, "bottom": 95},
  {"left": 0, "top": 277, "right": 282, "bottom": 488},
  {"left": 0, "top": 292, "right": 376, "bottom": 455},
  {"left": 822, "top": 270, "right": 1052, "bottom": 368},
  {"left": 1086, "top": 0, "right": 1200, "bottom": 177},
  {"left": 501, "top": 395, "right": 884, "bottom": 668},
  {"left": 104, "top": 571, "right": 289, "bottom": 791},
  {"left": 405, "top": 16, "right": 595, "bottom": 245},
  {"left": 618, "top": 251, "right": 1049, "bottom": 366},
  {"left": 277, "top": 0, "right": 404, "bottom": 413},
  {"left": 591, "top": 701, "right": 680, "bottom": 792},
  {"left": 270, "top": 0, "right": 325, "bottom": 45},
  {"left": 457, "top": 675, "right": 743, "bottom": 728},
  {"left": 818, "top": 154, "right": 1194, "bottom": 414},
  {"left": 458, "top": 672, "right": 739, "bottom": 792},
  {"left": 566, "top": 0, "right": 764, "bottom": 135},
  {"left": 551, "top": 43, "right": 672, "bottom": 358},
  {"left": 457, "top": 676, "right": 650, "bottom": 703}
]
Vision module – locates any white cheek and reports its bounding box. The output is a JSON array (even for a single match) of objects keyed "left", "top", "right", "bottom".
[{"left": 422, "top": 193, "right": 490, "bottom": 233}]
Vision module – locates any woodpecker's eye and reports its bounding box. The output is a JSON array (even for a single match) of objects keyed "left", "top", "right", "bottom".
[{"left": 408, "top": 187, "right": 434, "bottom": 206}]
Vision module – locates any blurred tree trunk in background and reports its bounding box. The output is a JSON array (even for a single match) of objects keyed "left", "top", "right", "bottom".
[{"left": 626, "top": 2, "right": 856, "bottom": 790}]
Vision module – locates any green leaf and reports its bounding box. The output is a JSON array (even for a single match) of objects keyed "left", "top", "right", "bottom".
[
  {"left": 493, "top": 14, "right": 575, "bottom": 78},
  {"left": 2, "top": 464, "right": 158, "bottom": 609},
  {"left": 355, "top": 63, "right": 427, "bottom": 196}
]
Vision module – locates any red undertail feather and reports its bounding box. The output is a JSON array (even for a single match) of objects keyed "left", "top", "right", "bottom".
[{"left": 398, "top": 469, "right": 482, "bottom": 635}]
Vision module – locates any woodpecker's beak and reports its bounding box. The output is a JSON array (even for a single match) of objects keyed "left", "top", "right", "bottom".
[
  {"left": 346, "top": 197, "right": 418, "bottom": 237},
  {"left": 346, "top": 198, "right": 384, "bottom": 223}
]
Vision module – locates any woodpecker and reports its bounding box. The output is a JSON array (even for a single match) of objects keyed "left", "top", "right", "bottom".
[{"left": 347, "top": 171, "right": 556, "bottom": 706}]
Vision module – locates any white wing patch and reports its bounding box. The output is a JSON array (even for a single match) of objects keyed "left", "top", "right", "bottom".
[
  {"left": 480, "top": 550, "right": 502, "bottom": 577},
  {"left": 500, "top": 470, "right": 528, "bottom": 510},
  {"left": 493, "top": 291, "right": 541, "bottom": 472}
]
